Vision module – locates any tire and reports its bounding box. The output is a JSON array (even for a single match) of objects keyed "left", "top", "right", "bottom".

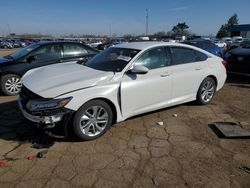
[
  {"left": 0, "top": 74, "right": 22, "bottom": 96},
  {"left": 196, "top": 77, "right": 216, "bottom": 105},
  {"left": 72, "top": 100, "right": 113, "bottom": 140}
]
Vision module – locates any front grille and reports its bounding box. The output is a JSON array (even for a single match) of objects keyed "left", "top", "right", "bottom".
[
  {"left": 19, "top": 85, "right": 42, "bottom": 107},
  {"left": 30, "top": 108, "right": 69, "bottom": 116}
]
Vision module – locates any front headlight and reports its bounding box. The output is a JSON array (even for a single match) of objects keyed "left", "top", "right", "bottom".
[{"left": 26, "top": 97, "right": 72, "bottom": 111}]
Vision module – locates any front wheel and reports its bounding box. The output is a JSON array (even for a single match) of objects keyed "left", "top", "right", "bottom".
[
  {"left": 1, "top": 74, "right": 22, "bottom": 96},
  {"left": 72, "top": 100, "right": 113, "bottom": 140},
  {"left": 196, "top": 77, "right": 216, "bottom": 105}
]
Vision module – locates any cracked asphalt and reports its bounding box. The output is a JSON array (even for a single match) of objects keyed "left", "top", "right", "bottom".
[{"left": 0, "top": 49, "right": 250, "bottom": 188}]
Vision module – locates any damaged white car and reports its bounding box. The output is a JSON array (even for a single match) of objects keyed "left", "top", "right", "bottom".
[{"left": 19, "top": 42, "right": 227, "bottom": 140}]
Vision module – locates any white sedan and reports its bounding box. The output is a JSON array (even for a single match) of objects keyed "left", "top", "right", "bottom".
[{"left": 19, "top": 42, "right": 227, "bottom": 140}]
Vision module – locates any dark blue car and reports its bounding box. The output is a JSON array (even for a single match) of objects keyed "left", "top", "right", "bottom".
[{"left": 183, "top": 39, "right": 223, "bottom": 57}]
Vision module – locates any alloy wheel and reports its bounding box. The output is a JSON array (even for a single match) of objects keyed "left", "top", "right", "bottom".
[
  {"left": 80, "top": 105, "right": 109, "bottom": 137},
  {"left": 5, "top": 77, "right": 22, "bottom": 94},
  {"left": 201, "top": 80, "right": 215, "bottom": 102}
]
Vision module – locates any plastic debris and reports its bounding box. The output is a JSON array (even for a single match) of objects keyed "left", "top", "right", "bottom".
[
  {"left": 31, "top": 141, "right": 54, "bottom": 149},
  {"left": 27, "top": 155, "right": 36, "bottom": 161},
  {"left": 36, "top": 150, "right": 48, "bottom": 158},
  {"left": 152, "top": 178, "right": 159, "bottom": 186},
  {"left": 239, "top": 166, "right": 250, "bottom": 174},
  {"left": 0, "top": 160, "right": 8, "bottom": 168},
  {"left": 157, "top": 121, "right": 164, "bottom": 126},
  {"left": 173, "top": 114, "right": 178, "bottom": 117}
]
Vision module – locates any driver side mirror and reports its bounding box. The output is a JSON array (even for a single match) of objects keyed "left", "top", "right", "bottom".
[
  {"left": 26, "top": 55, "right": 36, "bottom": 63},
  {"left": 127, "top": 65, "right": 149, "bottom": 74}
]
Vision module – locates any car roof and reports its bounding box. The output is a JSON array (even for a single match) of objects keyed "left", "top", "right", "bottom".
[
  {"left": 34, "top": 41, "right": 98, "bottom": 52},
  {"left": 114, "top": 41, "right": 195, "bottom": 50},
  {"left": 36, "top": 41, "right": 83, "bottom": 45}
]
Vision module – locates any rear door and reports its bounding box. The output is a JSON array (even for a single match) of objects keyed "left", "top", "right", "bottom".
[{"left": 168, "top": 47, "right": 208, "bottom": 104}]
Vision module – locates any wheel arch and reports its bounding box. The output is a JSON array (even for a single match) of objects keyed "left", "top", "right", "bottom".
[{"left": 207, "top": 75, "right": 218, "bottom": 88}]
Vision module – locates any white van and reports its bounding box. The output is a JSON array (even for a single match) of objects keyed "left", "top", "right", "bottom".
[{"left": 232, "top": 36, "right": 243, "bottom": 44}]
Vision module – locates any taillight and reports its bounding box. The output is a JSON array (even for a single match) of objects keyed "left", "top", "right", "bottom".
[{"left": 221, "top": 60, "right": 227, "bottom": 68}]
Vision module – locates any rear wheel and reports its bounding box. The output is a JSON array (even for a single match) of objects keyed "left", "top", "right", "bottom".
[
  {"left": 72, "top": 100, "right": 113, "bottom": 140},
  {"left": 196, "top": 77, "right": 216, "bottom": 105},
  {"left": 0, "top": 74, "right": 22, "bottom": 96}
]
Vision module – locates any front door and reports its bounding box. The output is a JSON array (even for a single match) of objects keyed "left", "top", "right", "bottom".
[
  {"left": 120, "top": 47, "right": 172, "bottom": 118},
  {"left": 26, "top": 44, "right": 62, "bottom": 70}
]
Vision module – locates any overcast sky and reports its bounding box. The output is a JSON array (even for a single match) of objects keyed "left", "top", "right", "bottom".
[{"left": 0, "top": 0, "right": 250, "bottom": 36}]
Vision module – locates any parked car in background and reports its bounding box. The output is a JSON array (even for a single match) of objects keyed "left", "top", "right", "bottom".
[
  {"left": 19, "top": 42, "right": 226, "bottom": 140},
  {"left": 97, "top": 38, "right": 128, "bottom": 50},
  {"left": 222, "top": 37, "right": 233, "bottom": 45},
  {"left": 0, "top": 41, "right": 98, "bottom": 95},
  {"left": 183, "top": 39, "right": 223, "bottom": 57},
  {"left": 232, "top": 36, "right": 243, "bottom": 44},
  {"left": 87, "top": 41, "right": 102, "bottom": 48},
  {"left": 0, "top": 40, "right": 14, "bottom": 49},
  {"left": 224, "top": 40, "right": 250, "bottom": 76},
  {"left": 13, "top": 40, "right": 26, "bottom": 48},
  {"left": 213, "top": 39, "right": 226, "bottom": 48}
]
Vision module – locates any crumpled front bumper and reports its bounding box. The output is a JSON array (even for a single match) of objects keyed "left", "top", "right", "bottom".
[{"left": 18, "top": 99, "right": 71, "bottom": 125}]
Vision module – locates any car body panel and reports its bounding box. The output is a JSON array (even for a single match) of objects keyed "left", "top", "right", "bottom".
[
  {"left": 22, "top": 62, "right": 114, "bottom": 98},
  {"left": 120, "top": 66, "right": 172, "bottom": 118}
]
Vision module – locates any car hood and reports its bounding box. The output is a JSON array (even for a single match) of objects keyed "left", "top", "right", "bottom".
[
  {"left": 22, "top": 62, "right": 115, "bottom": 98},
  {"left": 0, "top": 57, "right": 12, "bottom": 64}
]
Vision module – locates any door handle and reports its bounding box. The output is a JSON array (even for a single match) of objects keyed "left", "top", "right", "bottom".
[
  {"left": 161, "top": 72, "right": 171, "bottom": 77},
  {"left": 195, "top": 67, "right": 201, "bottom": 70}
]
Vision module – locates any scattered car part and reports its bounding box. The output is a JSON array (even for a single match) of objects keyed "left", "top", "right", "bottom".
[
  {"left": 239, "top": 167, "right": 250, "bottom": 174},
  {"left": 36, "top": 150, "right": 48, "bottom": 158},
  {"left": 0, "top": 160, "right": 8, "bottom": 168},
  {"left": 211, "top": 122, "right": 250, "bottom": 138}
]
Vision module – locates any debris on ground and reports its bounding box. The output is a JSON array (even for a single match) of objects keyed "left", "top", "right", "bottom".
[
  {"left": 152, "top": 178, "right": 159, "bottom": 186},
  {"left": 27, "top": 155, "right": 36, "bottom": 161},
  {"left": 31, "top": 141, "right": 54, "bottom": 149},
  {"left": 210, "top": 122, "right": 250, "bottom": 138},
  {"left": 0, "top": 160, "right": 8, "bottom": 168},
  {"left": 156, "top": 121, "right": 164, "bottom": 126},
  {"left": 239, "top": 167, "right": 250, "bottom": 174},
  {"left": 173, "top": 114, "right": 178, "bottom": 117},
  {"left": 36, "top": 150, "right": 48, "bottom": 158}
]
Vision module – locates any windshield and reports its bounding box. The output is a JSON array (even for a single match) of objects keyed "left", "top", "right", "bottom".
[
  {"left": 84, "top": 47, "right": 140, "bottom": 72},
  {"left": 7, "top": 43, "right": 40, "bottom": 59}
]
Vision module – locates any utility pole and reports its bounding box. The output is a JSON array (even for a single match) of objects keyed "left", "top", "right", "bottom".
[
  {"left": 146, "top": 8, "right": 149, "bottom": 36},
  {"left": 7, "top": 24, "right": 11, "bottom": 36},
  {"left": 109, "top": 24, "right": 112, "bottom": 37}
]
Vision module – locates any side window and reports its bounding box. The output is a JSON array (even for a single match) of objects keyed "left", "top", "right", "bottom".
[
  {"left": 133, "top": 47, "right": 167, "bottom": 69},
  {"left": 194, "top": 50, "right": 208, "bottom": 61},
  {"left": 170, "top": 47, "right": 196, "bottom": 65},
  {"left": 63, "top": 44, "right": 88, "bottom": 57},
  {"left": 31, "top": 45, "right": 61, "bottom": 61}
]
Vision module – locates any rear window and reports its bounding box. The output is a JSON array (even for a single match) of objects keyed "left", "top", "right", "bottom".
[
  {"left": 170, "top": 47, "right": 207, "bottom": 65},
  {"left": 63, "top": 44, "right": 88, "bottom": 57}
]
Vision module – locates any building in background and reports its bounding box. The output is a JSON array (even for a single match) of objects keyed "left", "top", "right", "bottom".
[{"left": 227, "top": 24, "right": 250, "bottom": 38}]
